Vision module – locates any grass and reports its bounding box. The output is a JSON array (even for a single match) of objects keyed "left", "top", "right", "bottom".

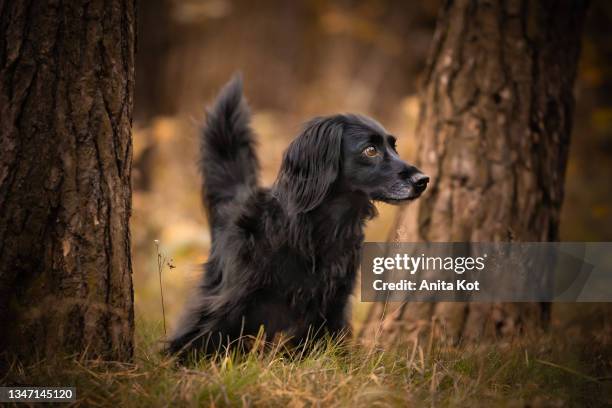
[{"left": 3, "top": 311, "right": 611, "bottom": 407}]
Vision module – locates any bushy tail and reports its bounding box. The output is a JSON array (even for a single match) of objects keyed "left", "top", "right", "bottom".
[{"left": 200, "top": 75, "right": 259, "bottom": 236}]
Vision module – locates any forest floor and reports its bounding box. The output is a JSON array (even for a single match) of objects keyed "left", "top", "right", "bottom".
[{"left": 6, "top": 304, "right": 611, "bottom": 407}]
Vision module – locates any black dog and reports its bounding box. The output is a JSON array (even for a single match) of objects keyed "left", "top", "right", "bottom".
[{"left": 167, "top": 76, "right": 428, "bottom": 359}]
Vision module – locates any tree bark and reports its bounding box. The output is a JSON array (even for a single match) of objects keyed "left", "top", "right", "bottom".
[
  {"left": 361, "top": 0, "right": 588, "bottom": 345},
  {"left": 0, "top": 0, "right": 135, "bottom": 365}
]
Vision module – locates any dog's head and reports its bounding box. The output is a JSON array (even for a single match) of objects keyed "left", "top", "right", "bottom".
[{"left": 276, "top": 114, "right": 429, "bottom": 214}]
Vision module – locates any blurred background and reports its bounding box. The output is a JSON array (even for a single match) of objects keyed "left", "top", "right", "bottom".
[{"left": 130, "top": 0, "right": 612, "bottom": 331}]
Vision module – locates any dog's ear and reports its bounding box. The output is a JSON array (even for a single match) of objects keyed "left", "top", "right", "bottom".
[{"left": 276, "top": 116, "right": 344, "bottom": 214}]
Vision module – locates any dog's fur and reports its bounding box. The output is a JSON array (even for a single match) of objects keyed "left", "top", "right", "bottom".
[{"left": 167, "top": 76, "right": 428, "bottom": 359}]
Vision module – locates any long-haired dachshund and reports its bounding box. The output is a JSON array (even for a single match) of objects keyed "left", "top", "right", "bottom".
[{"left": 168, "top": 76, "right": 428, "bottom": 359}]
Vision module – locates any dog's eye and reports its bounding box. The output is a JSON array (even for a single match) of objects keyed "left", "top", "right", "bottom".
[{"left": 363, "top": 146, "right": 378, "bottom": 157}]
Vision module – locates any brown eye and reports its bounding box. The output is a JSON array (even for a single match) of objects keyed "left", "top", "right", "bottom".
[{"left": 363, "top": 146, "right": 378, "bottom": 157}]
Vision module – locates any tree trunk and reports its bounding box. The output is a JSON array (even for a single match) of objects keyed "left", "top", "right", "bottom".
[
  {"left": 0, "top": 0, "right": 135, "bottom": 365},
  {"left": 361, "top": 0, "right": 588, "bottom": 345}
]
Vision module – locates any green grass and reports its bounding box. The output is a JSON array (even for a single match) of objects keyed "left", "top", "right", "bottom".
[{"left": 4, "top": 313, "right": 611, "bottom": 407}]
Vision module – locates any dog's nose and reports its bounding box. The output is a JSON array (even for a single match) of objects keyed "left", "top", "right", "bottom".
[{"left": 412, "top": 173, "right": 429, "bottom": 193}]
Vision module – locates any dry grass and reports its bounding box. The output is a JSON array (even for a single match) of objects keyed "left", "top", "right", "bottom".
[{"left": 4, "top": 307, "right": 611, "bottom": 407}]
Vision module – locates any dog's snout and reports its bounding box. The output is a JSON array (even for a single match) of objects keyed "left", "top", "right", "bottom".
[
  {"left": 398, "top": 166, "right": 417, "bottom": 181},
  {"left": 412, "top": 173, "right": 429, "bottom": 193},
  {"left": 398, "top": 165, "right": 429, "bottom": 194}
]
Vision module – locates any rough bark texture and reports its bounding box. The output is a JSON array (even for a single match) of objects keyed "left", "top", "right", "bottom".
[
  {"left": 0, "top": 0, "right": 135, "bottom": 365},
  {"left": 362, "top": 0, "right": 588, "bottom": 345}
]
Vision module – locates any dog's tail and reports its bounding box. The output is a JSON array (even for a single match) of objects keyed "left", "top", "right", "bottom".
[{"left": 200, "top": 75, "right": 259, "bottom": 235}]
